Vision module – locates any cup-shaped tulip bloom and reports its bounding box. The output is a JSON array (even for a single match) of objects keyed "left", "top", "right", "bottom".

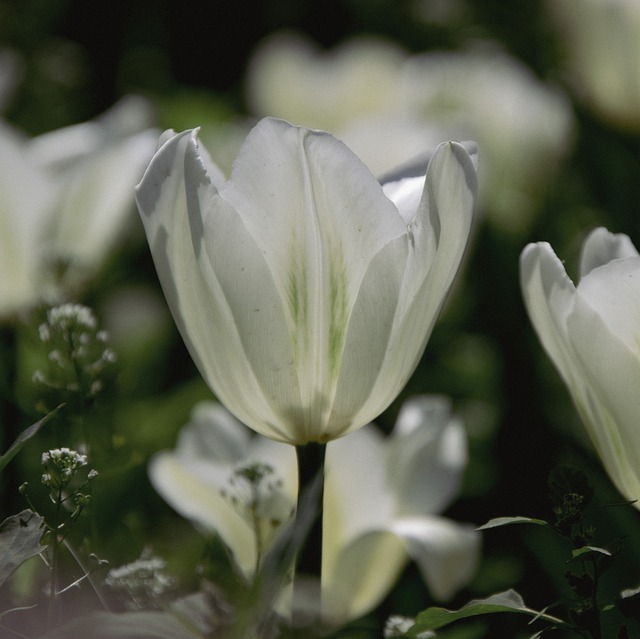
[
  {"left": 548, "top": 0, "right": 640, "bottom": 131},
  {"left": 521, "top": 227, "right": 640, "bottom": 506},
  {"left": 135, "top": 117, "right": 477, "bottom": 445},
  {"left": 149, "top": 402, "right": 297, "bottom": 576},
  {"left": 322, "top": 395, "right": 480, "bottom": 625}
]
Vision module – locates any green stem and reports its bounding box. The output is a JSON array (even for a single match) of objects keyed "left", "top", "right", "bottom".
[{"left": 292, "top": 442, "right": 326, "bottom": 633}]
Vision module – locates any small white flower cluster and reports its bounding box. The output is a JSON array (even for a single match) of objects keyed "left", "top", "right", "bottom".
[
  {"left": 105, "top": 549, "right": 176, "bottom": 610},
  {"left": 33, "top": 303, "right": 117, "bottom": 403},
  {"left": 41, "top": 447, "right": 88, "bottom": 487},
  {"left": 384, "top": 615, "right": 435, "bottom": 638},
  {"left": 221, "top": 462, "right": 290, "bottom": 528}
]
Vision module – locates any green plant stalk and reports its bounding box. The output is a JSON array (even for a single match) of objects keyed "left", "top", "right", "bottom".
[{"left": 292, "top": 442, "right": 326, "bottom": 634}]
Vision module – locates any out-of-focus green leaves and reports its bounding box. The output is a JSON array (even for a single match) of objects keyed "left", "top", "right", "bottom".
[{"left": 0, "top": 404, "right": 62, "bottom": 473}]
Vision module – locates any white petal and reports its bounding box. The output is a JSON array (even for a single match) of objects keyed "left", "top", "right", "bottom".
[
  {"left": 179, "top": 401, "right": 251, "bottom": 463},
  {"left": 148, "top": 451, "right": 258, "bottom": 576},
  {"left": 579, "top": 227, "right": 639, "bottom": 277},
  {"left": 520, "top": 242, "right": 580, "bottom": 392},
  {"left": 566, "top": 268, "right": 640, "bottom": 502},
  {"left": 387, "top": 396, "right": 467, "bottom": 515},
  {"left": 136, "top": 130, "right": 300, "bottom": 443},
  {"left": 0, "top": 121, "right": 54, "bottom": 315},
  {"left": 219, "top": 118, "right": 408, "bottom": 441},
  {"left": 324, "top": 425, "right": 395, "bottom": 549},
  {"left": 390, "top": 516, "right": 480, "bottom": 601},
  {"left": 321, "top": 530, "right": 406, "bottom": 626},
  {"left": 50, "top": 129, "right": 157, "bottom": 267},
  {"left": 354, "top": 141, "right": 477, "bottom": 424},
  {"left": 576, "top": 256, "right": 640, "bottom": 354}
]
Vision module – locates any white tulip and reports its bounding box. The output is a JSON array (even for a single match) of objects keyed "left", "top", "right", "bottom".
[
  {"left": 521, "top": 227, "right": 640, "bottom": 505},
  {"left": 135, "top": 117, "right": 476, "bottom": 445},
  {"left": 322, "top": 395, "right": 480, "bottom": 625}
]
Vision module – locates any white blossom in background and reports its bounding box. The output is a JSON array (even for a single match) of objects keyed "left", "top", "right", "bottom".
[
  {"left": 322, "top": 395, "right": 480, "bottom": 625},
  {"left": 246, "top": 33, "right": 409, "bottom": 134},
  {"left": 0, "top": 96, "right": 157, "bottom": 317},
  {"left": 247, "top": 33, "right": 574, "bottom": 234},
  {"left": 0, "top": 121, "right": 56, "bottom": 317},
  {"left": 148, "top": 402, "right": 297, "bottom": 577},
  {"left": 547, "top": 0, "right": 640, "bottom": 132},
  {"left": 521, "top": 228, "right": 640, "bottom": 507},
  {"left": 26, "top": 95, "right": 158, "bottom": 274},
  {"left": 136, "top": 117, "right": 476, "bottom": 445},
  {"left": 149, "top": 398, "right": 478, "bottom": 625}
]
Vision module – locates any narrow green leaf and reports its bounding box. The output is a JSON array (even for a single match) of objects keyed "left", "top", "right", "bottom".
[
  {"left": 0, "top": 510, "right": 45, "bottom": 586},
  {"left": 0, "top": 405, "right": 64, "bottom": 473},
  {"left": 476, "top": 516, "right": 548, "bottom": 531},
  {"left": 571, "top": 545, "right": 612, "bottom": 559},
  {"left": 407, "top": 589, "right": 566, "bottom": 634}
]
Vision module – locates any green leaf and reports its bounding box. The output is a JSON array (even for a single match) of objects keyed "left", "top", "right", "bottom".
[
  {"left": 0, "top": 510, "right": 45, "bottom": 586},
  {"left": 407, "top": 589, "right": 566, "bottom": 635},
  {"left": 476, "top": 516, "right": 548, "bottom": 531},
  {"left": 0, "top": 405, "right": 64, "bottom": 473},
  {"left": 571, "top": 545, "right": 612, "bottom": 559}
]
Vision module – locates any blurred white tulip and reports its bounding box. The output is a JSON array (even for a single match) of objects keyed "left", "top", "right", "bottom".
[
  {"left": 548, "top": 0, "right": 640, "bottom": 131},
  {"left": 0, "top": 96, "right": 157, "bottom": 317},
  {"left": 247, "top": 33, "right": 574, "bottom": 234},
  {"left": 322, "top": 395, "right": 480, "bottom": 625}
]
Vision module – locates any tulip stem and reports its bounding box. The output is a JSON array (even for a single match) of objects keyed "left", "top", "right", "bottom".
[{"left": 292, "top": 442, "right": 326, "bottom": 633}]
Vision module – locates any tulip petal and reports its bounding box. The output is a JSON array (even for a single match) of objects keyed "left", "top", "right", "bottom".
[
  {"left": 390, "top": 516, "right": 480, "bottom": 601},
  {"left": 321, "top": 530, "right": 407, "bottom": 625},
  {"left": 0, "top": 122, "right": 54, "bottom": 314},
  {"left": 580, "top": 226, "right": 639, "bottom": 277},
  {"left": 51, "top": 130, "right": 157, "bottom": 266},
  {"left": 136, "top": 130, "right": 301, "bottom": 442},
  {"left": 520, "top": 242, "right": 580, "bottom": 392},
  {"left": 219, "top": 118, "right": 409, "bottom": 441},
  {"left": 149, "top": 453, "right": 258, "bottom": 575},
  {"left": 148, "top": 403, "right": 297, "bottom": 576},
  {"left": 566, "top": 260, "right": 640, "bottom": 500},
  {"left": 359, "top": 141, "right": 476, "bottom": 421},
  {"left": 387, "top": 396, "right": 467, "bottom": 516},
  {"left": 324, "top": 425, "right": 396, "bottom": 550}
]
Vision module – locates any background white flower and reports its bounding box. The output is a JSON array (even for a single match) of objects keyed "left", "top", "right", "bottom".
[
  {"left": 148, "top": 401, "right": 297, "bottom": 577},
  {"left": 548, "top": 0, "right": 640, "bottom": 131},
  {"left": 322, "top": 395, "right": 480, "bottom": 625},
  {"left": 0, "top": 96, "right": 157, "bottom": 317},
  {"left": 521, "top": 227, "right": 640, "bottom": 507}
]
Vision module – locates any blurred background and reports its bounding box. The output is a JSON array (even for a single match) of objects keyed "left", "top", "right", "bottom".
[{"left": 2, "top": 0, "right": 640, "bottom": 636}]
